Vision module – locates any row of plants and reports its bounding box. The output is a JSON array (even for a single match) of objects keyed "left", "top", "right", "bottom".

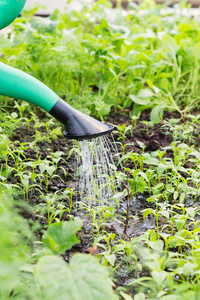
[
  {"left": 2, "top": 0, "right": 200, "bottom": 299},
  {"left": 2, "top": 115, "right": 200, "bottom": 299},
  {"left": 1, "top": 0, "right": 200, "bottom": 121}
]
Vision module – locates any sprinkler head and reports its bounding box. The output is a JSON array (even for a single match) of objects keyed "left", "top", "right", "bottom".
[{"left": 49, "top": 98, "right": 114, "bottom": 140}]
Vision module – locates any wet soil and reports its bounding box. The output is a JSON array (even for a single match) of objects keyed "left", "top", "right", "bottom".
[{"left": 4, "top": 108, "right": 200, "bottom": 288}]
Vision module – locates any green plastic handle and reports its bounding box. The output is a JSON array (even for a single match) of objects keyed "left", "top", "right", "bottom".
[
  {"left": 0, "top": 0, "right": 27, "bottom": 30},
  {"left": 0, "top": 62, "right": 59, "bottom": 112}
]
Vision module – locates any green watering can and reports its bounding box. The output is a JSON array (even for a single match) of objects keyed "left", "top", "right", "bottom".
[{"left": 0, "top": 0, "right": 113, "bottom": 140}]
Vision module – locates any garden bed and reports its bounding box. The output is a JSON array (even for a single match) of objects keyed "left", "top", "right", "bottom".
[{"left": 2, "top": 0, "right": 200, "bottom": 299}]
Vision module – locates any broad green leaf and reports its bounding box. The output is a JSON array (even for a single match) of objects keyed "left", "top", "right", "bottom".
[
  {"left": 113, "top": 244, "right": 126, "bottom": 253},
  {"left": 161, "top": 296, "right": 178, "bottom": 300},
  {"left": 39, "top": 163, "right": 46, "bottom": 174},
  {"left": 157, "top": 164, "right": 168, "bottom": 177},
  {"left": 143, "top": 155, "right": 159, "bottom": 165},
  {"left": 183, "top": 263, "right": 197, "bottom": 276},
  {"left": 145, "top": 261, "right": 161, "bottom": 271},
  {"left": 137, "top": 52, "right": 151, "bottom": 62},
  {"left": 166, "top": 184, "right": 174, "bottom": 193},
  {"left": 138, "top": 88, "right": 154, "bottom": 98},
  {"left": 163, "top": 36, "right": 177, "bottom": 53},
  {"left": 135, "top": 177, "right": 146, "bottom": 193},
  {"left": 160, "top": 210, "right": 169, "bottom": 219},
  {"left": 149, "top": 240, "right": 164, "bottom": 252},
  {"left": 150, "top": 104, "right": 164, "bottom": 124},
  {"left": 152, "top": 270, "right": 167, "bottom": 285},
  {"left": 35, "top": 254, "right": 116, "bottom": 300},
  {"left": 96, "top": 102, "right": 111, "bottom": 116},
  {"left": 143, "top": 208, "right": 154, "bottom": 219},
  {"left": 175, "top": 219, "right": 185, "bottom": 231},
  {"left": 174, "top": 282, "right": 192, "bottom": 294},
  {"left": 147, "top": 79, "right": 153, "bottom": 89},
  {"left": 111, "top": 192, "right": 122, "bottom": 207},
  {"left": 179, "top": 182, "right": 190, "bottom": 193},
  {"left": 134, "top": 292, "right": 145, "bottom": 300},
  {"left": 186, "top": 207, "right": 195, "bottom": 218},
  {"left": 43, "top": 218, "right": 83, "bottom": 254},
  {"left": 120, "top": 291, "right": 133, "bottom": 300},
  {"left": 160, "top": 78, "right": 170, "bottom": 91},
  {"left": 157, "top": 291, "right": 167, "bottom": 298},
  {"left": 191, "top": 151, "right": 200, "bottom": 161},
  {"left": 45, "top": 165, "right": 56, "bottom": 176},
  {"left": 130, "top": 94, "right": 150, "bottom": 105},
  {"left": 104, "top": 254, "right": 116, "bottom": 266}
]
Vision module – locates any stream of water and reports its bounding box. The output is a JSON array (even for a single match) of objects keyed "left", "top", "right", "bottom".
[{"left": 74, "top": 134, "right": 120, "bottom": 204}]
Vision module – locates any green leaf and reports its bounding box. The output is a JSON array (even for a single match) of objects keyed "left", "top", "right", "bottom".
[
  {"left": 157, "top": 164, "right": 168, "bottom": 177},
  {"left": 100, "top": 55, "right": 113, "bottom": 61},
  {"left": 46, "top": 165, "right": 56, "bottom": 176},
  {"left": 160, "top": 210, "right": 169, "bottom": 219},
  {"left": 179, "top": 182, "right": 190, "bottom": 193},
  {"left": 138, "top": 88, "right": 154, "bottom": 98},
  {"left": 174, "top": 282, "right": 192, "bottom": 294},
  {"left": 104, "top": 254, "right": 116, "bottom": 266},
  {"left": 109, "top": 67, "right": 117, "bottom": 78},
  {"left": 134, "top": 292, "right": 145, "bottom": 300},
  {"left": 137, "top": 52, "right": 151, "bottom": 62},
  {"left": 150, "top": 104, "right": 164, "bottom": 124},
  {"left": 163, "top": 36, "right": 177, "bottom": 53},
  {"left": 186, "top": 207, "right": 195, "bottom": 218},
  {"left": 193, "top": 42, "right": 200, "bottom": 60},
  {"left": 143, "top": 155, "right": 159, "bottom": 165},
  {"left": 160, "top": 78, "right": 170, "bottom": 91},
  {"left": 43, "top": 218, "right": 83, "bottom": 254},
  {"left": 143, "top": 208, "right": 154, "bottom": 219},
  {"left": 39, "top": 163, "right": 46, "bottom": 174},
  {"left": 149, "top": 240, "right": 164, "bottom": 252},
  {"left": 191, "top": 151, "right": 200, "bottom": 161},
  {"left": 166, "top": 184, "right": 174, "bottom": 193},
  {"left": 135, "top": 177, "right": 146, "bottom": 193},
  {"left": 183, "top": 263, "right": 197, "bottom": 276},
  {"left": 175, "top": 219, "right": 185, "bottom": 231},
  {"left": 145, "top": 261, "right": 161, "bottom": 271},
  {"left": 161, "top": 296, "right": 178, "bottom": 300},
  {"left": 35, "top": 254, "right": 116, "bottom": 300},
  {"left": 147, "top": 79, "right": 154, "bottom": 89},
  {"left": 152, "top": 270, "right": 167, "bottom": 285},
  {"left": 180, "top": 193, "right": 185, "bottom": 203},
  {"left": 173, "top": 191, "right": 179, "bottom": 200},
  {"left": 130, "top": 94, "right": 150, "bottom": 105},
  {"left": 120, "top": 291, "right": 133, "bottom": 300}
]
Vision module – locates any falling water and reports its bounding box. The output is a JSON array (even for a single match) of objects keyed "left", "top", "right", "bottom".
[{"left": 74, "top": 134, "right": 120, "bottom": 204}]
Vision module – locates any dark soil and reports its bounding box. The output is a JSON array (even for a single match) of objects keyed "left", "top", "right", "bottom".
[{"left": 4, "top": 108, "right": 200, "bottom": 287}]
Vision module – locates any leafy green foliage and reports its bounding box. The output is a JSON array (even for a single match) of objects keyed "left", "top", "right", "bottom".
[
  {"left": 35, "top": 254, "right": 116, "bottom": 300},
  {"left": 0, "top": 197, "right": 33, "bottom": 299},
  {"left": 2, "top": 0, "right": 200, "bottom": 120},
  {"left": 43, "top": 218, "right": 83, "bottom": 254},
  {"left": 3, "top": 1, "right": 200, "bottom": 299}
]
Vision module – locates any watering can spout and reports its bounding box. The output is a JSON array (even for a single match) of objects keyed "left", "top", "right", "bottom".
[
  {"left": 0, "top": 62, "right": 114, "bottom": 140},
  {"left": 50, "top": 99, "right": 114, "bottom": 140}
]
